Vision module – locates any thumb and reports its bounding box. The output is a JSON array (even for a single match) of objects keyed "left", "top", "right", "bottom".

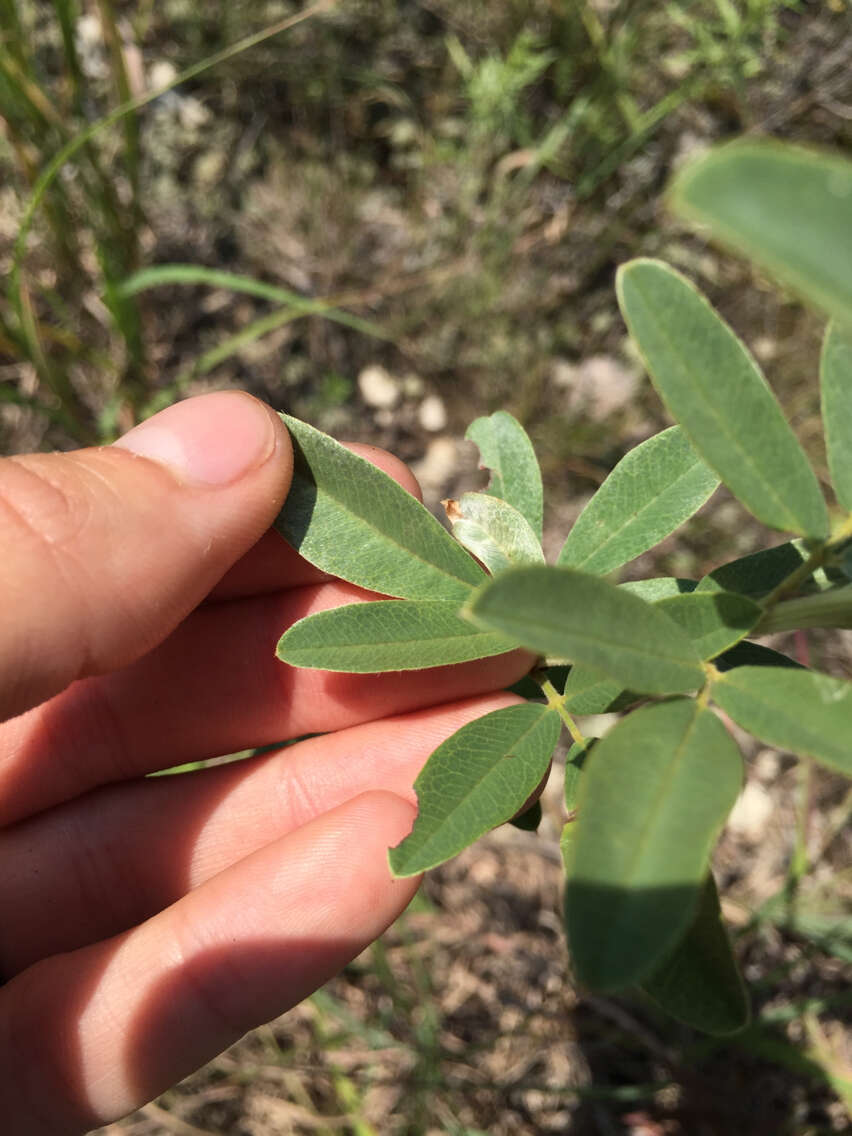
[{"left": 0, "top": 392, "right": 292, "bottom": 722}]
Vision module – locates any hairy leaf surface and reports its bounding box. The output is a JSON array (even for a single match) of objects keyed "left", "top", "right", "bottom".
[
  {"left": 656, "top": 591, "right": 762, "bottom": 660},
  {"left": 712, "top": 666, "right": 852, "bottom": 776},
  {"left": 466, "top": 411, "right": 543, "bottom": 538},
  {"left": 445, "top": 492, "right": 543, "bottom": 576},
  {"left": 564, "top": 699, "right": 743, "bottom": 990},
  {"left": 672, "top": 141, "right": 852, "bottom": 326},
  {"left": 617, "top": 260, "right": 828, "bottom": 539},
  {"left": 389, "top": 704, "right": 561, "bottom": 876},
  {"left": 465, "top": 565, "right": 705, "bottom": 695},
  {"left": 558, "top": 427, "right": 718, "bottom": 575},
  {"left": 277, "top": 600, "right": 517, "bottom": 672},
  {"left": 275, "top": 415, "right": 485, "bottom": 601},
  {"left": 821, "top": 322, "right": 852, "bottom": 511}
]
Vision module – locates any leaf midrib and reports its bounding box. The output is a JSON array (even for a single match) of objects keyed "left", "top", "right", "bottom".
[
  {"left": 400, "top": 710, "right": 558, "bottom": 869},
  {"left": 628, "top": 271, "right": 813, "bottom": 534},
  {"left": 569, "top": 456, "right": 713, "bottom": 571}
]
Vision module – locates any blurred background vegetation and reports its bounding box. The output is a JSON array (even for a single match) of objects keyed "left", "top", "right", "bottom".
[{"left": 2, "top": 1, "right": 851, "bottom": 1132}]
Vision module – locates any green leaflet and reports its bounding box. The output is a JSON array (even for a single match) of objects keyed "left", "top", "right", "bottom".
[
  {"left": 621, "top": 577, "right": 697, "bottom": 600},
  {"left": 671, "top": 140, "right": 852, "bottom": 327},
  {"left": 697, "top": 541, "right": 810, "bottom": 598},
  {"left": 509, "top": 800, "right": 542, "bottom": 832},
  {"left": 821, "top": 322, "right": 852, "bottom": 511},
  {"left": 564, "top": 699, "right": 743, "bottom": 991},
  {"left": 388, "top": 704, "right": 561, "bottom": 876},
  {"left": 275, "top": 415, "right": 485, "bottom": 602},
  {"left": 557, "top": 426, "right": 718, "bottom": 575},
  {"left": 562, "top": 664, "right": 624, "bottom": 716},
  {"left": 641, "top": 874, "right": 750, "bottom": 1036},
  {"left": 656, "top": 591, "right": 762, "bottom": 661},
  {"left": 712, "top": 666, "right": 852, "bottom": 777},
  {"left": 713, "top": 640, "right": 801, "bottom": 673},
  {"left": 617, "top": 260, "right": 829, "bottom": 540},
  {"left": 277, "top": 600, "right": 517, "bottom": 673},
  {"left": 466, "top": 411, "right": 543, "bottom": 539},
  {"left": 464, "top": 565, "right": 705, "bottom": 695},
  {"left": 445, "top": 492, "right": 544, "bottom": 576}
]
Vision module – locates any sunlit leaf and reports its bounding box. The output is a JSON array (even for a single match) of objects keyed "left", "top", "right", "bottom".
[
  {"left": 617, "top": 259, "right": 828, "bottom": 539},
  {"left": 564, "top": 699, "right": 742, "bottom": 990},
  {"left": 275, "top": 415, "right": 485, "bottom": 601},
  {"left": 821, "top": 322, "right": 852, "bottom": 511},
  {"left": 621, "top": 577, "right": 697, "bottom": 600},
  {"left": 655, "top": 591, "right": 762, "bottom": 660},
  {"left": 466, "top": 411, "right": 543, "bottom": 538},
  {"left": 464, "top": 565, "right": 705, "bottom": 695},
  {"left": 445, "top": 492, "right": 544, "bottom": 576},
  {"left": 641, "top": 874, "right": 750, "bottom": 1036},
  {"left": 277, "top": 599, "right": 516, "bottom": 672},
  {"left": 671, "top": 140, "right": 852, "bottom": 327},
  {"left": 562, "top": 665, "right": 624, "bottom": 715},
  {"left": 558, "top": 427, "right": 718, "bottom": 575},
  {"left": 712, "top": 666, "right": 852, "bottom": 776},
  {"left": 389, "top": 704, "right": 561, "bottom": 876}
]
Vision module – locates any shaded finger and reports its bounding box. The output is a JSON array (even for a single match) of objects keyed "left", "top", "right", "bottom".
[
  {"left": 0, "top": 792, "right": 419, "bottom": 1134},
  {"left": 0, "top": 694, "right": 518, "bottom": 973},
  {"left": 0, "top": 579, "right": 533, "bottom": 823}
]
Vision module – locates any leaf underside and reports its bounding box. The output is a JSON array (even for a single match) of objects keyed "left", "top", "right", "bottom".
[
  {"left": 465, "top": 565, "right": 705, "bottom": 695},
  {"left": 821, "top": 322, "right": 852, "bottom": 512},
  {"left": 274, "top": 414, "right": 485, "bottom": 602},
  {"left": 712, "top": 666, "right": 852, "bottom": 777},
  {"left": 466, "top": 411, "right": 544, "bottom": 539},
  {"left": 447, "top": 491, "right": 544, "bottom": 576},
  {"left": 277, "top": 599, "right": 517, "bottom": 672},
  {"left": 558, "top": 426, "right": 719, "bottom": 575},
  {"left": 617, "top": 259, "right": 828, "bottom": 539},
  {"left": 564, "top": 699, "right": 743, "bottom": 991},
  {"left": 672, "top": 140, "right": 852, "bottom": 327},
  {"left": 655, "top": 591, "right": 762, "bottom": 661},
  {"left": 388, "top": 703, "right": 562, "bottom": 876}
]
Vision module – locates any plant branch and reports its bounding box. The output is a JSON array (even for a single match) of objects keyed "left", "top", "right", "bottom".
[{"left": 534, "top": 671, "right": 586, "bottom": 746}]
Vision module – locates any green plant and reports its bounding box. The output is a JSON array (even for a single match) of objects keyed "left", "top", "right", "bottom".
[{"left": 272, "top": 139, "right": 852, "bottom": 1037}]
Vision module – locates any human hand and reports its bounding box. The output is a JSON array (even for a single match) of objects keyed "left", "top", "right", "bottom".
[{"left": 0, "top": 392, "right": 530, "bottom": 1133}]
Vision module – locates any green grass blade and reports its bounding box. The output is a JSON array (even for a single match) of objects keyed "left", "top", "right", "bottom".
[
  {"left": 564, "top": 699, "right": 743, "bottom": 991},
  {"left": 10, "top": 1, "right": 337, "bottom": 317},
  {"left": 641, "top": 874, "right": 750, "bottom": 1036},
  {"left": 464, "top": 565, "right": 705, "bottom": 695},
  {"left": 466, "top": 411, "right": 544, "bottom": 539},
  {"left": 119, "top": 264, "right": 388, "bottom": 341},
  {"left": 277, "top": 600, "right": 517, "bottom": 672},
  {"left": 275, "top": 415, "right": 486, "bottom": 602},
  {"left": 388, "top": 704, "right": 561, "bottom": 876},
  {"left": 617, "top": 259, "right": 828, "bottom": 539},
  {"left": 671, "top": 140, "right": 852, "bottom": 327},
  {"left": 712, "top": 666, "right": 852, "bottom": 777},
  {"left": 558, "top": 426, "right": 719, "bottom": 575},
  {"left": 821, "top": 322, "right": 852, "bottom": 511}
]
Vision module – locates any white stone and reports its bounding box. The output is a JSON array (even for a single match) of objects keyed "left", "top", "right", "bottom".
[
  {"left": 358, "top": 364, "right": 399, "bottom": 409},
  {"left": 418, "top": 394, "right": 447, "bottom": 432},
  {"left": 727, "top": 781, "right": 773, "bottom": 842},
  {"left": 148, "top": 60, "right": 178, "bottom": 91}
]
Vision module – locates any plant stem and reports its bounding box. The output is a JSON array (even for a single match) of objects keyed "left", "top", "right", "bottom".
[{"left": 535, "top": 672, "right": 586, "bottom": 746}]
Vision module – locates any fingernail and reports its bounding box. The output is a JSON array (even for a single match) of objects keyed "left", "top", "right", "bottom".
[{"left": 114, "top": 392, "right": 279, "bottom": 487}]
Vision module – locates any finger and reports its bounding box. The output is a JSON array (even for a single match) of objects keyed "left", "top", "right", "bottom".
[
  {"left": 208, "top": 443, "right": 423, "bottom": 601},
  {"left": 0, "top": 392, "right": 292, "bottom": 722},
  {"left": 0, "top": 693, "right": 518, "bottom": 972},
  {"left": 0, "top": 792, "right": 419, "bottom": 1133},
  {"left": 0, "top": 577, "right": 533, "bottom": 822}
]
